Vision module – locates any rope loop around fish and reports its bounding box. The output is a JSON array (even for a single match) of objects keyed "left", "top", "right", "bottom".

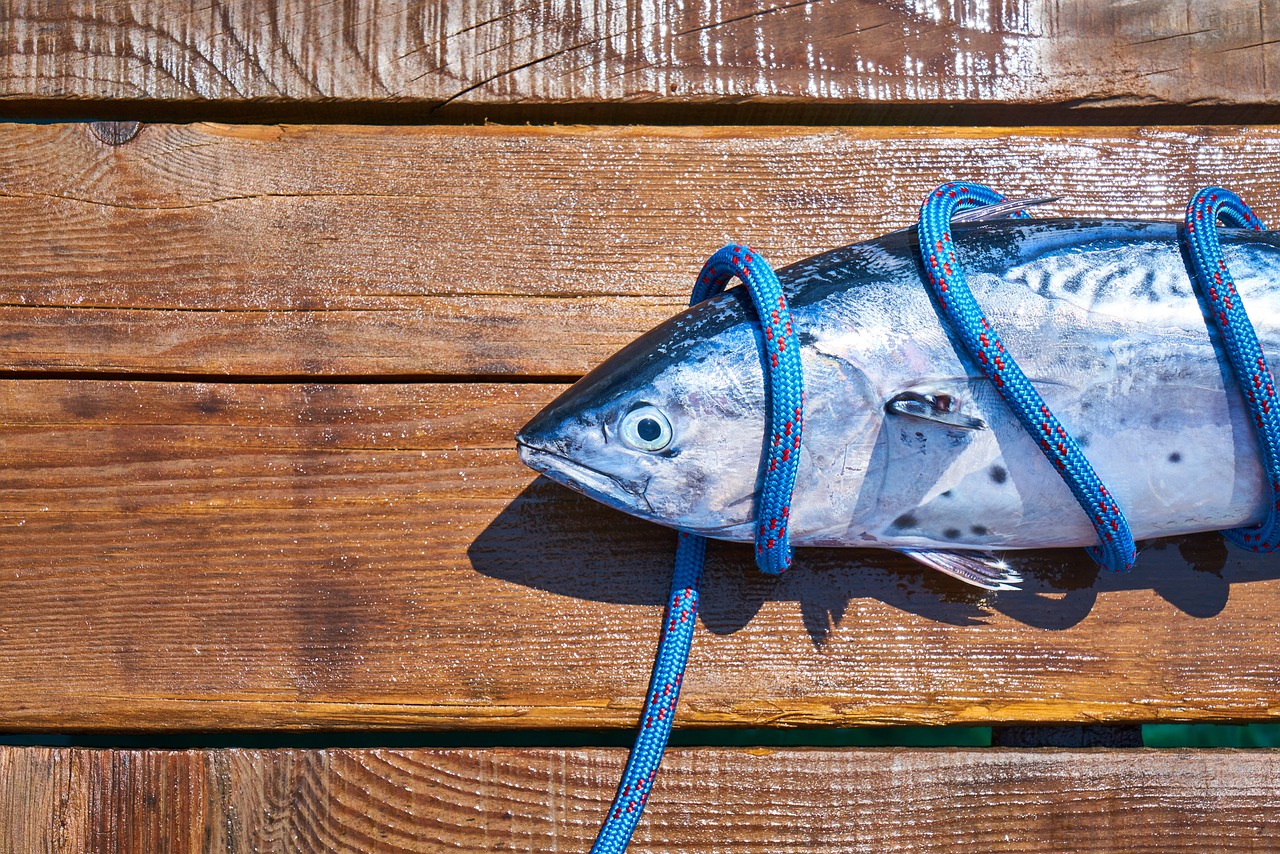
[
  {"left": 917, "top": 182, "right": 1138, "bottom": 572},
  {"left": 691, "top": 244, "right": 806, "bottom": 575},
  {"left": 1182, "top": 187, "right": 1280, "bottom": 551}
]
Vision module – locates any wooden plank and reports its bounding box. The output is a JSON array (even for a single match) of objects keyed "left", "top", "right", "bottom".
[
  {"left": 3, "top": 122, "right": 1280, "bottom": 377},
  {"left": 1, "top": 1, "right": 1277, "bottom": 111},
  {"left": 3, "top": 746, "right": 1280, "bottom": 852},
  {"left": 3, "top": 379, "right": 1280, "bottom": 730}
]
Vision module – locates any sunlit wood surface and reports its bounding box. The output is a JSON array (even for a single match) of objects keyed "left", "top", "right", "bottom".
[
  {"left": 1, "top": 123, "right": 1278, "bottom": 376},
  {"left": 1, "top": 378, "right": 1279, "bottom": 730},
  {"left": 5, "top": 747, "right": 1280, "bottom": 852},
  {"left": 1, "top": 0, "right": 1276, "bottom": 109},
  {"left": 2, "top": 0, "right": 1279, "bottom": 850}
]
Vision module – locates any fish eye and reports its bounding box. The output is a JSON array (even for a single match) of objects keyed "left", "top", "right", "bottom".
[{"left": 619, "top": 406, "right": 673, "bottom": 452}]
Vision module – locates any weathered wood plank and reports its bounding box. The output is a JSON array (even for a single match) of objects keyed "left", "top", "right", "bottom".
[
  {"left": 3, "top": 122, "right": 1280, "bottom": 376},
  {"left": 1, "top": 0, "right": 1277, "bottom": 111},
  {"left": 3, "top": 379, "right": 1280, "bottom": 730},
  {"left": 3, "top": 746, "right": 1279, "bottom": 852}
]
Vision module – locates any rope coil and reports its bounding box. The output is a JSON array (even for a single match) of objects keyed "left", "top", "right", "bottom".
[
  {"left": 1182, "top": 187, "right": 1280, "bottom": 551},
  {"left": 916, "top": 183, "right": 1137, "bottom": 572},
  {"left": 691, "top": 244, "right": 806, "bottom": 575}
]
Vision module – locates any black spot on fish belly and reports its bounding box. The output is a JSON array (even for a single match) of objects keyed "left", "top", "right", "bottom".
[
  {"left": 989, "top": 464, "right": 1008, "bottom": 484},
  {"left": 943, "top": 528, "right": 961, "bottom": 540},
  {"left": 1168, "top": 451, "right": 1182, "bottom": 463},
  {"left": 892, "top": 513, "right": 918, "bottom": 529},
  {"left": 971, "top": 525, "right": 989, "bottom": 536}
]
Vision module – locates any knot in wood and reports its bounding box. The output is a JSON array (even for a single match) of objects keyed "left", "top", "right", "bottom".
[{"left": 88, "top": 121, "right": 141, "bottom": 145}]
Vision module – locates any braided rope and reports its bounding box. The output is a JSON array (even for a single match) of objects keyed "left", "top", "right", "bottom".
[
  {"left": 591, "top": 244, "right": 805, "bottom": 853},
  {"left": 590, "top": 185, "right": 1280, "bottom": 853},
  {"left": 916, "top": 182, "right": 1137, "bottom": 572},
  {"left": 692, "top": 244, "right": 806, "bottom": 574},
  {"left": 1182, "top": 187, "right": 1280, "bottom": 551},
  {"left": 589, "top": 532, "right": 703, "bottom": 854}
]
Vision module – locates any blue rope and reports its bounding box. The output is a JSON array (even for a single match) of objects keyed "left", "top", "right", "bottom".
[
  {"left": 590, "top": 184, "right": 1280, "bottom": 852},
  {"left": 590, "top": 244, "right": 805, "bottom": 853},
  {"left": 1182, "top": 187, "right": 1280, "bottom": 551},
  {"left": 589, "top": 532, "right": 703, "bottom": 854},
  {"left": 692, "top": 244, "right": 806, "bottom": 575},
  {"left": 916, "top": 182, "right": 1137, "bottom": 572}
]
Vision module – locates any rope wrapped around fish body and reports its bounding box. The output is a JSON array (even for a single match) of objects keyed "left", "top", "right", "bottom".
[
  {"left": 519, "top": 185, "right": 1280, "bottom": 854},
  {"left": 518, "top": 206, "right": 1280, "bottom": 590}
]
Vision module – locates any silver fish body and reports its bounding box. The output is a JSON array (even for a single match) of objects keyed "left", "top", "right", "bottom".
[{"left": 517, "top": 219, "right": 1280, "bottom": 575}]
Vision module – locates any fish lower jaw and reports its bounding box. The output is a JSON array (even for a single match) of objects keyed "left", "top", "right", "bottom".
[{"left": 516, "top": 442, "right": 655, "bottom": 517}]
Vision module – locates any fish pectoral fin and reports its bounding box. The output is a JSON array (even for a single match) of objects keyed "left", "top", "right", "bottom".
[
  {"left": 885, "top": 389, "right": 986, "bottom": 430},
  {"left": 948, "top": 196, "right": 1057, "bottom": 222},
  {"left": 901, "top": 549, "right": 1023, "bottom": 591}
]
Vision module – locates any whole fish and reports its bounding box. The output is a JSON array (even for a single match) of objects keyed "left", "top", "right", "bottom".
[{"left": 516, "top": 212, "right": 1280, "bottom": 589}]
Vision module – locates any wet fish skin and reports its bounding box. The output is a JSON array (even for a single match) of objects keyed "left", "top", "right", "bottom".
[{"left": 516, "top": 218, "right": 1280, "bottom": 580}]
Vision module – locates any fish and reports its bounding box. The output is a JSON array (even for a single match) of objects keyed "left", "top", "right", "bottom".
[{"left": 515, "top": 211, "right": 1280, "bottom": 590}]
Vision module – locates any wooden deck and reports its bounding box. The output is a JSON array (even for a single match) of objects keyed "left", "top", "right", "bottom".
[
  {"left": 7, "top": 748, "right": 1280, "bottom": 851},
  {"left": 2, "top": 1, "right": 1279, "bottom": 850}
]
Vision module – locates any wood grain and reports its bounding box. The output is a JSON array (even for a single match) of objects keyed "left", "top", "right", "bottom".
[
  {"left": 1, "top": 0, "right": 1277, "bottom": 111},
  {"left": 3, "top": 122, "right": 1280, "bottom": 376},
  {"left": 4, "top": 746, "right": 1280, "bottom": 852},
  {"left": 3, "top": 379, "right": 1280, "bottom": 730}
]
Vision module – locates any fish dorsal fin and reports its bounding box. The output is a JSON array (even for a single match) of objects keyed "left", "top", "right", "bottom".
[
  {"left": 902, "top": 549, "right": 1023, "bottom": 591},
  {"left": 948, "top": 196, "right": 1057, "bottom": 223},
  {"left": 885, "top": 386, "right": 986, "bottom": 430}
]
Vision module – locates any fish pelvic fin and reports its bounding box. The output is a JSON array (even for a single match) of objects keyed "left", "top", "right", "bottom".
[{"left": 901, "top": 549, "right": 1023, "bottom": 591}]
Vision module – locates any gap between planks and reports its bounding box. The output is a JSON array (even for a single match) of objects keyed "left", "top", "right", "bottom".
[
  {"left": 8, "top": 101, "right": 1280, "bottom": 128},
  {"left": 0, "top": 370, "right": 585, "bottom": 385}
]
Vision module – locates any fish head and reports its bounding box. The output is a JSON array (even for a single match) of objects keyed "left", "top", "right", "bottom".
[{"left": 517, "top": 290, "right": 768, "bottom": 537}]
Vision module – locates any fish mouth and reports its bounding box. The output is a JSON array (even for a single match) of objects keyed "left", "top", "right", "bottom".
[{"left": 516, "top": 441, "right": 653, "bottom": 514}]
